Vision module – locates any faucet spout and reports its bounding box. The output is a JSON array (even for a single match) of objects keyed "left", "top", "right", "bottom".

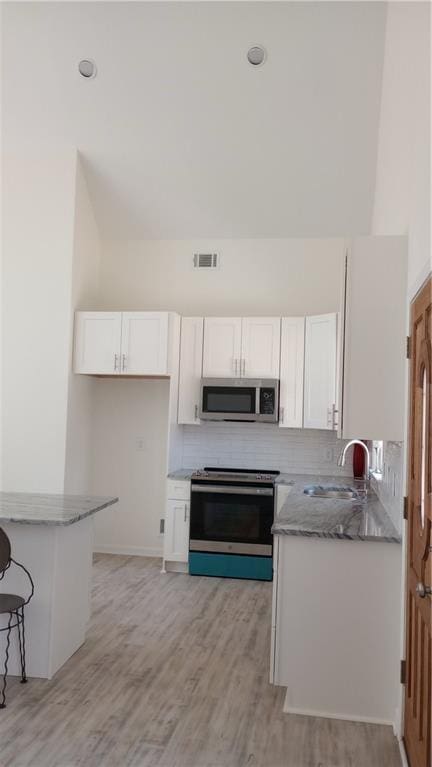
[{"left": 337, "top": 439, "right": 371, "bottom": 485}]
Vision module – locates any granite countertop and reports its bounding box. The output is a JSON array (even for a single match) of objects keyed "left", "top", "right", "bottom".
[
  {"left": 0, "top": 493, "right": 118, "bottom": 526},
  {"left": 167, "top": 469, "right": 194, "bottom": 480},
  {"left": 272, "top": 474, "right": 401, "bottom": 544}
]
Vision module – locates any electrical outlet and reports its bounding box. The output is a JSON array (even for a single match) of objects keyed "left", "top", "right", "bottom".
[
  {"left": 324, "top": 448, "right": 334, "bottom": 463},
  {"left": 136, "top": 438, "right": 146, "bottom": 451}
]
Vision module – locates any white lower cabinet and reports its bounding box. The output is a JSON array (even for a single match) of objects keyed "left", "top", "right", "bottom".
[
  {"left": 162, "top": 479, "right": 190, "bottom": 572},
  {"left": 271, "top": 536, "right": 402, "bottom": 724}
]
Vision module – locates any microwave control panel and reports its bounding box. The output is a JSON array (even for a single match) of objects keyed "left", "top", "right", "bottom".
[{"left": 260, "top": 388, "right": 275, "bottom": 415}]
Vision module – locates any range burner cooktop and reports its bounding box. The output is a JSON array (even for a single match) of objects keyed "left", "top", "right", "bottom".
[{"left": 191, "top": 467, "right": 280, "bottom": 484}]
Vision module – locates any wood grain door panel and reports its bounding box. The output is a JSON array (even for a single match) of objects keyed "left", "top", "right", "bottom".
[{"left": 405, "top": 276, "right": 432, "bottom": 767}]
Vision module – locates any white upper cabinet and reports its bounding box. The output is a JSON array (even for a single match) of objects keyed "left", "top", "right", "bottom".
[
  {"left": 341, "top": 237, "right": 407, "bottom": 441},
  {"left": 241, "top": 317, "right": 281, "bottom": 378},
  {"left": 202, "top": 317, "right": 242, "bottom": 378},
  {"left": 202, "top": 316, "right": 280, "bottom": 379},
  {"left": 74, "top": 312, "right": 122, "bottom": 375},
  {"left": 303, "top": 313, "right": 337, "bottom": 430},
  {"left": 178, "top": 317, "right": 204, "bottom": 424},
  {"left": 279, "top": 317, "right": 305, "bottom": 428},
  {"left": 74, "top": 311, "right": 174, "bottom": 376},
  {"left": 121, "top": 312, "right": 169, "bottom": 375}
]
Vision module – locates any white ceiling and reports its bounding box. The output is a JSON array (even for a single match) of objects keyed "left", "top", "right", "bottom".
[{"left": 2, "top": 2, "right": 387, "bottom": 239}]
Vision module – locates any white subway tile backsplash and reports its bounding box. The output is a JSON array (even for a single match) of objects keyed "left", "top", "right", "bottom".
[
  {"left": 371, "top": 441, "right": 404, "bottom": 534},
  {"left": 182, "top": 423, "right": 353, "bottom": 477}
]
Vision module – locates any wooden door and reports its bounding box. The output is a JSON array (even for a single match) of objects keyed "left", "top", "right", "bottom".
[
  {"left": 303, "top": 313, "right": 337, "bottom": 430},
  {"left": 120, "top": 312, "right": 169, "bottom": 375},
  {"left": 178, "top": 317, "right": 203, "bottom": 425},
  {"left": 241, "top": 317, "right": 281, "bottom": 378},
  {"left": 202, "top": 317, "right": 242, "bottom": 378},
  {"left": 404, "top": 275, "right": 432, "bottom": 767},
  {"left": 73, "top": 312, "right": 122, "bottom": 374},
  {"left": 279, "top": 317, "right": 305, "bottom": 428}
]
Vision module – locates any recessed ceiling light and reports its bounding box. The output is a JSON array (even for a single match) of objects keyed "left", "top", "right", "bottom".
[
  {"left": 247, "top": 45, "right": 267, "bottom": 67},
  {"left": 78, "top": 59, "right": 97, "bottom": 79}
]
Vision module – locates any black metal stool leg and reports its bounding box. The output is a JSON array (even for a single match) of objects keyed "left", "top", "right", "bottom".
[
  {"left": 19, "top": 607, "right": 27, "bottom": 684},
  {"left": 16, "top": 608, "right": 26, "bottom": 684},
  {"left": 0, "top": 612, "right": 13, "bottom": 708}
]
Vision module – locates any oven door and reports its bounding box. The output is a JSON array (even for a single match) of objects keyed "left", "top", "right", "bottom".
[{"left": 190, "top": 484, "right": 274, "bottom": 556}]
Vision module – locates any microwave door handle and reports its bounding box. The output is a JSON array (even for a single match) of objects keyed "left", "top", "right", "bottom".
[{"left": 255, "top": 387, "right": 260, "bottom": 415}]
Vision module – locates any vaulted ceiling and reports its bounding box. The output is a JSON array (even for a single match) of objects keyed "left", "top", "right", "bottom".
[{"left": 2, "top": 1, "right": 387, "bottom": 239}]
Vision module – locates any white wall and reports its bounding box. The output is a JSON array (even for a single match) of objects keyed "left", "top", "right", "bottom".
[
  {"left": 91, "top": 379, "right": 170, "bottom": 557},
  {"left": 64, "top": 155, "right": 101, "bottom": 494},
  {"left": 1, "top": 148, "right": 77, "bottom": 492},
  {"left": 99, "top": 238, "right": 345, "bottom": 316},
  {"left": 373, "top": 1, "right": 431, "bottom": 297}
]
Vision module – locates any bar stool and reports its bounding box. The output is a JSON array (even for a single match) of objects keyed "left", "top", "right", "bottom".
[{"left": 0, "top": 527, "right": 34, "bottom": 708}]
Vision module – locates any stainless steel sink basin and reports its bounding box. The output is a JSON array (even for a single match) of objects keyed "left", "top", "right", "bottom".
[{"left": 303, "top": 485, "right": 359, "bottom": 500}]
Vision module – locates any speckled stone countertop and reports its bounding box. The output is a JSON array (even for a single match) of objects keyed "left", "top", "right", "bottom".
[
  {"left": 0, "top": 493, "right": 118, "bottom": 526},
  {"left": 167, "top": 469, "right": 194, "bottom": 480},
  {"left": 272, "top": 474, "right": 401, "bottom": 544}
]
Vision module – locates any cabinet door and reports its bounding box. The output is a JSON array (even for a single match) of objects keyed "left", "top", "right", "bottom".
[
  {"left": 279, "top": 318, "right": 305, "bottom": 428},
  {"left": 164, "top": 499, "right": 190, "bottom": 562},
  {"left": 202, "top": 317, "right": 242, "bottom": 378},
  {"left": 178, "top": 317, "right": 203, "bottom": 425},
  {"left": 342, "top": 237, "right": 407, "bottom": 441},
  {"left": 120, "top": 312, "right": 169, "bottom": 375},
  {"left": 74, "top": 312, "right": 121, "bottom": 374},
  {"left": 241, "top": 317, "right": 281, "bottom": 378},
  {"left": 303, "top": 314, "right": 337, "bottom": 430}
]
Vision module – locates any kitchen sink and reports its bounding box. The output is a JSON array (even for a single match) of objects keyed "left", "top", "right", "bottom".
[{"left": 303, "top": 485, "right": 359, "bottom": 500}]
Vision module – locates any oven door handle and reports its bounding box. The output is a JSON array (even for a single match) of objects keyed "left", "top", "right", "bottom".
[{"left": 191, "top": 485, "right": 274, "bottom": 496}]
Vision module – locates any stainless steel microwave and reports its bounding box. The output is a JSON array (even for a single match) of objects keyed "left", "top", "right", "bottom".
[{"left": 199, "top": 379, "right": 279, "bottom": 422}]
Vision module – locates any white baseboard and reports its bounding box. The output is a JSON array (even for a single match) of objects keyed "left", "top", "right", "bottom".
[
  {"left": 283, "top": 694, "right": 393, "bottom": 726},
  {"left": 398, "top": 738, "right": 409, "bottom": 767},
  {"left": 94, "top": 544, "right": 163, "bottom": 558}
]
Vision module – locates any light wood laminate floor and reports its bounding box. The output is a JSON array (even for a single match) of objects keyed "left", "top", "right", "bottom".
[{"left": 0, "top": 555, "right": 401, "bottom": 767}]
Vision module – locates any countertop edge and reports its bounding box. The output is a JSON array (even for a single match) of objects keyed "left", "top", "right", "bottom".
[
  {"left": 272, "top": 526, "right": 402, "bottom": 544},
  {"left": 0, "top": 496, "right": 119, "bottom": 526}
]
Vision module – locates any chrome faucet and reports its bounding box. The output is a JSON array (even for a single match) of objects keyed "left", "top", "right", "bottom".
[{"left": 337, "top": 439, "right": 370, "bottom": 491}]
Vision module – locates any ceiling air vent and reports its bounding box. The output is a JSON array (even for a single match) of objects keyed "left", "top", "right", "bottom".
[{"left": 193, "top": 253, "right": 219, "bottom": 269}]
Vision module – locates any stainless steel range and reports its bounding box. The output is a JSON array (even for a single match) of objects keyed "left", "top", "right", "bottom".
[{"left": 189, "top": 467, "right": 279, "bottom": 581}]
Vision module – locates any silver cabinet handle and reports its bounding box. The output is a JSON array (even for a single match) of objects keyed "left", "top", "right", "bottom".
[
  {"left": 184, "top": 503, "right": 188, "bottom": 522},
  {"left": 416, "top": 583, "right": 432, "bottom": 599},
  {"left": 122, "top": 354, "right": 127, "bottom": 372},
  {"left": 234, "top": 358, "right": 239, "bottom": 376},
  {"left": 332, "top": 404, "right": 339, "bottom": 430},
  {"left": 114, "top": 354, "right": 119, "bottom": 372},
  {"left": 327, "top": 407, "right": 333, "bottom": 427},
  {"left": 194, "top": 404, "right": 198, "bottom": 421},
  {"left": 280, "top": 406, "right": 285, "bottom": 424},
  {"left": 242, "top": 359, "right": 246, "bottom": 376}
]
